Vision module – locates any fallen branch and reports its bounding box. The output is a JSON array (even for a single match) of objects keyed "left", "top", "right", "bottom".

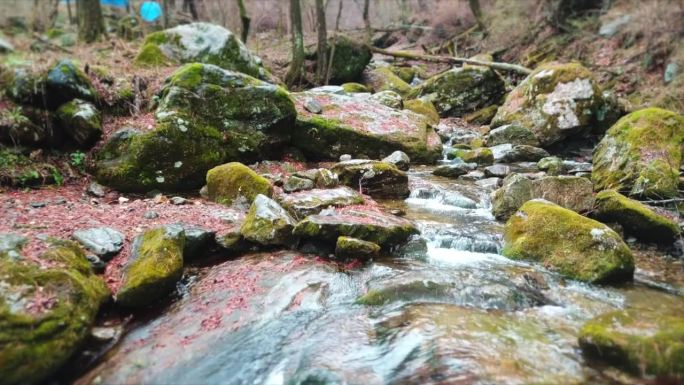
[
  {"left": 367, "top": 44, "right": 533, "bottom": 75},
  {"left": 32, "top": 33, "right": 73, "bottom": 54}
]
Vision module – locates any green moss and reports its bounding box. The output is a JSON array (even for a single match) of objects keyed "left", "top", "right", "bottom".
[
  {"left": 341, "top": 82, "right": 369, "bottom": 93},
  {"left": 404, "top": 98, "right": 440, "bottom": 125},
  {"left": 464, "top": 104, "right": 499, "bottom": 125},
  {"left": 447, "top": 148, "right": 493, "bottom": 165},
  {"left": 0, "top": 239, "right": 107, "bottom": 385},
  {"left": 206, "top": 162, "right": 273, "bottom": 206},
  {"left": 537, "top": 156, "right": 565, "bottom": 176},
  {"left": 116, "top": 226, "right": 185, "bottom": 308},
  {"left": 390, "top": 66, "right": 415, "bottom": 83},
  {"left": 335, "top": 236, "right": 380, "bottom": 259},
  {"left": 239, "top": 194, "right": 296, "bottom": 246},
  {"left": 365, "top": 67, "right": 412, "bottom": 96},
  {"left": 592, "top": 108, "right": 684, "bottom": 198},
  {"left": 135, "top": 43, "right": 170, "bottom": 66},
  {"left": 0, "top": 147, "right": 61, "bottom": 187},
  {"left": 579, "top": 309, "right": 684, "bottom": 376},
  {"left": 326, "top": 36, "right": 372, "bottom": 84},
  {"left": 593, "top": 189, "right": 679, "bottom": 243},
  {"left": 502, "top": 200, "right": 634, "bottom": 283}
]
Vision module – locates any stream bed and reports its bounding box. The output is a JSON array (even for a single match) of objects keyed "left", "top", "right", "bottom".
[{"left": 78, "top": 165, "right": 684, "bottom": 385}]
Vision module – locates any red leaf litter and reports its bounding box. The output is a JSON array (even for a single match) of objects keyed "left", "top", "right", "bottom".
[{"left": 0, "top": 179, "right": 243, "bottom": 293}]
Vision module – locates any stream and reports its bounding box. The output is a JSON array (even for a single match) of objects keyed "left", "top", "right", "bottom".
[{"left": 78, "top": 154, "right": 684, "bottom": 385}]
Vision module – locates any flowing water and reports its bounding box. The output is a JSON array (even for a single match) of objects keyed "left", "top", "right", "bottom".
[{"left": 79, "top": 158, "right": 684, "bottom": 385}]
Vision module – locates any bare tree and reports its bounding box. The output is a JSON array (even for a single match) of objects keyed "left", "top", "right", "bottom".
[
  {"left": 285, "top": 0, "right": 305, "bottom": 87},
  {"left": 66, "top": 0, "right": 74, "bottom": 24},
  {"left": 315, "top": 0, "right": 327, "bottom": 84},
  {"left": 77, "top": 0, "right": 105, "bottom": 42},
  {"left": 162, "top": 0, "right": 170, "bottom": 28},
  {"left": 237, "top": 0, "right": 251, "bottom": 42},
  {"left": 362, "top": 0, "right": 370, "bottom": 44}
]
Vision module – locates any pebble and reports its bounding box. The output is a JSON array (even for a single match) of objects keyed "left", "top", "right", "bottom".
[
  {"left": 87, "top": 181, "right": 106, "bottom": 197},
  {"left": 29, "top": 201, "right": 46, "bottom": 208},
  {"left": 144, "top": 210, "right": 159, "bottom": 219},
  {"left": 303, "top": 98, "right": 323, "bottom": 114},
  {"left": 339, "top": 154, "right": 352, "bottom": 162},
  {"left": 171, "top": 196, "right": 187, "bottom": 205}
]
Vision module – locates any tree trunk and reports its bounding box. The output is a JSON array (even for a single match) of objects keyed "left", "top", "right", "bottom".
[
  {"left": 162, "top": 0, "right": 170, "bottom": 28},
  {"left": 67, "top": 0, "right": 74, "bottom": 24},
  {"left": 32, "top": 0, "right": 43, "bottom": 32},
  {"left": 237, "top": 0, "right": 251, "bottom": 42},
  {"left": 77, "top": 0, "right": 105, "bottom": 42},
  {"left": 314, "top": 0, "right": 327, "bottom": 84},
  {"left": 285, "top": 0, "right": 305, "bottom": 87},
  {"left": 468, "top": 0, "right": 486, "bottom": 32},
  {"left": 362, "top": 0, "right": 371, "bottom": 44},
  {"left": 325, "top": 0, "right": 343, "bottom": 84},
  {"left": 184, "top": 0, "right": 199, "bottom": 20}
]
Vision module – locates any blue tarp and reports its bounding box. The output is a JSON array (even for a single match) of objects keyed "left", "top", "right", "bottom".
[
  {"left": 100, "top": 0, "right": 129, "bottom": 7},
  {"left": 140, "top": 1, "right": 162, "bottom": 22}
]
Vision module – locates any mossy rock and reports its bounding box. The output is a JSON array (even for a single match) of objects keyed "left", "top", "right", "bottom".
[
  {"left": 356, "top": 280, "right": 452, "bottom": 306},
  {"left": 206, "top": 162, "right": 273, "bottom": 206},
  {"left": 487, "top": 124, "right": 541, "bottom": 147},
  {"left": 5, "top": 67, "right": 47, "bottom": 107},
  {"left": 240, "top": 194, "right": 297, "bottom": 246},
  {"left": 55, "top": 99, "right": 102, "bottom": 148},
  {"left": 292, "top": 92, "right": 442, "bottom": 164},
  {"left": 0, "top": 105, "right": 56, "bottom": 147},
  {"left": 537, "top": 156, "right": 565, "bottom": 176},
  {"left": 464, "top": 104, "right": 499, "bottom": 125},
  {"left": 116, "top": 226, "right": 185, "bottom": 308},
  {"left": 502, "top": 200, "right": 634, "bottom": 283},
  {"left": 403, "top": 98, "right": 440, "bottom": 125},
  {"left": 44, "top": 59, "right": 98, "bottom": 109},
  {"left": 447, "top": 147, "right": 493, "bottom": 165},
  {"left": 326, "top": 36, "right": 372, "bottom": 84},
  {"left": 363, "top": 66, "right": 412, "bottom": 96},
  {"left": 410, "top": 65, "right": 505, "bottom": 117},
  {"left": 277, "top": 186, "right": 365, "bottom": 219},
  {"left": 491, "top": 62, "right": 604, "bottom": 147},
  {"left": 492, "top": 173, "right": 594, "bottom": 220},
  {"left": 0, "top": 237, "right": 108, "bottom": 385},
  {"left": 331, "top": 160, "right": 409, "bottom": 199},
  {"left": 592, "top": 108, "right": 684, "bottom": 199},
  {"left": 593, "top": 189, "right": 679, "bottom": 243},
  {"left": 93, "top": 64, "right": 295, "bottom": 192},
  {"left": 135, "top": 22, "right": 271, "bottom": 80},
  {"left": 341, "top": 82, "right": 369, "bottom": 93},
  {"left": 335, "top": 236, "right": 380, "bottom": 260},
  {"left": 293, "top": 208, "right": 418, "bottom": 249},
  {"left": 579, "top": 309, "right": 684, "bottom": 376},
  {"left": 368, "top": 90, "right": 403, "bottom": 109},
  {"left": 0, "top": 146, "right": 62, "bottom": 187},
  {"left": 390, "top": 66, "right": 416, "bottom": 83}
]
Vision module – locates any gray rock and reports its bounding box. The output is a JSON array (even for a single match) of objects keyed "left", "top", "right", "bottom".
[
  {"left": 433, "top": 163, "right": 476, "bottom": 178},
  {"left": 0, "top": 37, "right": 14, "bottom": 53},
  {"left": 284, "top": 175, "right": 315, "bottom": 193},
  {"left": 369, "top": 90, "right": 403, "bottom": 109},
  {"left": 487, "top": 124, "right": 540, "bottom": 147},
  {"left": 87, "top": 181, "right": 106, "bottom": 197},
  {"left": 475, "top": 177, "right": 502, "bottom": 189},
  {"left": 0, "top": 233, "right": 27, "bottom": 260},
  {"left": 144, "top": 210, "right": 159, "bottom": 219},
  {"left": 170, "top": 196, "right": 187, "bottom": 205},
  {"left": 484, "top": 164, "right": 511, "bottom": 178},
  {"left": 56, "top": 99, "right": 102, "bottom": 148},
  {"left": 29, "top": 201, "right": 46, "bottom": 208},
  {"left": 86, "top": 254, "right": 107, "bottom": 273},
  {"left": 490, "top": 144, "right": 550, "bottom": 163},
  {"left": 382, "top": 150, "right": 411, "bottom": 171},
  {"left": 73, "top": 227, "right": 125, "bottom": 260},
  {"left": 599, "top": 14, "right": 632, "bottom": 37},
  {"left": 461, "top": 170, "right": 485, "bottom": 180},
  {"left": 174, "top": 224, "right": 215, "bottom": 259},
  {"left": 664, "top": 62, "right": 679, "bottom": 84},
  {"left": 339, "top": 154, "right": 352, "bottom": 162},
  {"left": 303, "top": 98, "right": 323, "bottom": 114},
  {"left": 240, "top": 194, "right": 297, "bottom": 246}
]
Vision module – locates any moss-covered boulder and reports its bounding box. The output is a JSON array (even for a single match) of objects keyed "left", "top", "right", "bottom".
[
  {"left": 491, "top": 62, "right": 604, "bottom": 147},
  {"left": 487, "top": 124, "right": 540, "bottom": 147},
  {"left": 240, "top": 194, "right": 297, "bottom": 246},
  {"left": 283, "top": 175, "right": 315, "bottom": 193},
  {"left": 331, "top": 160, "right": 409, "bottom": 198},
  {"left": 44, "top": 59, "right": 98, "bottom": 109},
  {"left": 116, "top": 226, "right": 185, "bottom": 308},
  {"left": 55, "top": 99, "right": 102, "bottom": 148},
  {"left": 0, "top": 146, "right": 62, "bottom": 187},
  {"left": 537, "top": 156, "right": 565, "bottom": 176},
  {"left": 492, "top": 173, "right": 594, "bottom": 220},
  {"left": 579, "top": 309, "right": 684, "bottom": 376},
  {"left": 206, "top": 162, "right": 273, "bottom": 206},
  {"left": 335, "top": 236, "right": 380, "bottom": 260},
  {"left": 502, "top": 200, "right": 634, "bottom": 283},
  {"left": 0, "top": 237, "right": 108, "bottom": 385},
  {"left": 0, "top": 106, "right": 55, "bottom": 147},
  {"left": 592, "top": 108, "right": 684, "bottom": 198},
  {"left": 5, "top": 68, "right": 47, "bottom": 107},
  {"left": 93, "top": 64, "right": 295, "bottom": 191},
  {"left": 326, "top": 36, "right": 372, "bottom": 84},
  {"left": 341, "top": 82, "right": 369, "bottom": 93},
  {"left": 403, "top": 98, "right": 440, "bottom": 125},
  {"left": 363, "top": 66, "right": 412, "bottom": 96},
  {"left": 447, "top": 147, "right": 494, "bottom": 165},
  {"left": 410, "top": 65, "right": 505, "bottom": 117},
  {"left": 593, "top": 190, "right": 679, "bottom": 243},
  {"left": 292, "top": 92, "right": 442, "bottom": 163},
  {"left": 135, "top": 22, "right": 270, "bottom": 80},
  {"left": 368, "top": 90, "right": 403, "bottom": 109},
  {"left": 277, "top": 186, "right": 365, "bottom": 219},
  {"left": 293, "top": 207, "right": 418, "bottom": 249}
]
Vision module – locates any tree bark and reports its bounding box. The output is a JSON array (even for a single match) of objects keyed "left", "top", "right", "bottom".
[
  {"left": 326, "top": 0, "right": 343, "bottom": 84},
  {"left": 362, "top": 0, "right": 371, "bottom": 44},
  {"left": 285, "top": 0, "right": 305, "bottom": 87},
  {"left": 67, "top": 0, "right": 74, "bottom": 24},
  {"left": 468, "top": 0, "right": 486, "bottom": 32},
  {"left": 365, "top": 43, "right": 532, "bottom": 74},
  {"left": 162, "top": 0, "right": 170, "bottom": 28},
  {"left": 314, "top": 0, "right": 327, "bottom": 84},
  {"left": 77, "top": 0, "right": 105, "bottom": 43},
  {"left": 236, "top": 0, "right": 251, "bottom": 42},
  {"left": 184, "top": 0, "right": 199, "bottom": 20}
]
